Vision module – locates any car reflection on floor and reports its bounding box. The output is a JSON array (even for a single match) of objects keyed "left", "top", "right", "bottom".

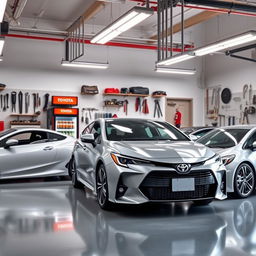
[
  {"left": 0, "top": 181, "right": 256, "bottom": 256},
  {"left": 67, "top": 187, "right": 226, "bottom": 256}
]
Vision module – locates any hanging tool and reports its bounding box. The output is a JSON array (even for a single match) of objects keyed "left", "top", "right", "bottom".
[
  {"left": 43, "top": 93, "right": 49, "bottom": 111},
  {"left": 25, "top": 93, "right": 30, "bottom": 113},
  {"left": 243, "top": 84, "right": 248, "bottom": 99},
  {"left": 85, "top": 112, "right": 89, "bottom": 124},
  {"left": 6, "top": 94, "right": 9, "bottom": 109},
  {"left": 249, "top": 84, "right": 253, "bottom": 105},
  {"left": 218, "top": 114, "right": 225, "bottom": 126},
  {"left": 11, "top": 91, "right": 17, "bottom": 112},
  {"left": 123, "top": 100, "right": 129, "bottom": 115},
  {"left": 32, "top": 93, "right": 37, "bottom": 113},
  {"left": 3, "top": 94, "right": 6, "bottom": 111},
  {"left": 142, "top": 99, "right": 149, "bottom": 114},
  {"left": 0, "top": 94, "right": 2, "bottom": 111},
  {"left": 81, "top": 108, "right": 85, "bottom": 123},
  {"left": 18, "top": 91, "right": 23, "bottom": 114},
  {"left": 135, "top": 97, "right": 141, "bottom": 112},
  {"left": 154, "top": 99, "right": 163, "bottom": 118},
  {"left": 242, "top": 107, "right": 249, "bottom": 124}
]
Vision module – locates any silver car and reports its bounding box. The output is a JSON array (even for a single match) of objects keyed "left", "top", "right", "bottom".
[
  {"left": 70, "top": 118, "right": 226, "bottom": 210},
  {"left": 197, "top": 125, "right": 256, "bottom": 198},
  {"left": 0, "top": 128, "right": 75, "bottom": 179}
]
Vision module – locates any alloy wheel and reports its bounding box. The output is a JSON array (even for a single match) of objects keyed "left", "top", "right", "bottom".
[
  {"left": 97, "top": 166, "right": 108, "bottom": 206},
  {"left": 235, "top": 164, "right": 255, "bottom": 197}
]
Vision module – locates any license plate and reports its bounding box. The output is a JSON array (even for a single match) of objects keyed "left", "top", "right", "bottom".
[{"left": 172, "top": 178, "right": 195, "bottom": 192}]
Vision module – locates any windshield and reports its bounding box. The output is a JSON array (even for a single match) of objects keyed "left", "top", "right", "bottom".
[
  {"left": 105, "top": 120, "right": 189, "bottom": 141},
  {"left": 0, "top": 129, "right": 16, "bottom": 139},
  {"left": 197, "top": 128, "right": 250, "bottom": 148}
]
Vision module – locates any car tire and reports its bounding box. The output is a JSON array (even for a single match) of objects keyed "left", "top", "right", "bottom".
[
  {"left": 193, "top": 199, "right": 213, "bottom": 206},
  {"left": 70, "top": 157, "right": 83, "bottom": 189},
  {"left": 234, "top": 163, "right": 255, "bottom": 198},
  {"left": 96, "top": 164, "right": 114, "bottom": 210}
]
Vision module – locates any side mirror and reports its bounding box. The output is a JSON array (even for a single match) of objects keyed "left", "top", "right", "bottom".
[
  {"left": 251, "top": 141, "right": 256, "bottom": 150},
  {"left": 81, "top": 134, "right": 95, "bottom": 144},
  {"left": 5, "top": 139, "right": 19, "bottom": 148},
  {"left": 189, "top": 134, "right": 198, "bottom": 141}
]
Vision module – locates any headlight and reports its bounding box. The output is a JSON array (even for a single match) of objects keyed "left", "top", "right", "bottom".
[
  {"left": 204, "top": 154, "right": 222, "bottom": 165},
  {"left": 111, "top": 153, "right": 150, "bottom": 168},
  {"left": 221, "top": 154, "right": 236, "bottom": 166}
]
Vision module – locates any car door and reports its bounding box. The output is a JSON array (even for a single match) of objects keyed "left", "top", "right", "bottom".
[
  {"left": 76, "top": 121, "right": 102, "bottom": 186},
  {"left": 0, "top": 130, "right": 56, "bottom": 179}
]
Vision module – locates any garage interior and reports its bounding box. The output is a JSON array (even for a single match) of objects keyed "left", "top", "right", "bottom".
[{"left": 0, "top": 0, "right": 256, "bottom": 255}]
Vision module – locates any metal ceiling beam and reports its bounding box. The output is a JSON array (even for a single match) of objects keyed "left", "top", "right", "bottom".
[
  {"left": 67, "top": 1, "right": 108, "bottom": 31},
  {"left": 150, "top": 10, "right": 220, "bottom": 41}
]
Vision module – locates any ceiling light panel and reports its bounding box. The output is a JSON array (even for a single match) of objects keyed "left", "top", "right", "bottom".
[
  {"left": 157, "top": 53, "right": 195, "bottom": 66},
  {"left": 155, "top": 67, "right": 196, "bottom": 75},
  {"left": 91, "top": 6, "right": 154, "bottom": 44},
  {"left": 194, "top": 31, "right": 256, "bottom": 56},
  {"left": 61, "top": 60, "right": 109, "bottom": 69}
]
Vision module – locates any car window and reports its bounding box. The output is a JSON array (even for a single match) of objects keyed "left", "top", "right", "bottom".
[
  {"left": 244, "top": 131, "right": 256, "bottom": 148},
  {"left": 198, "top": 129, "right": 250, "bottom": 148},
  {"left": 2, "top": 132, "right": 33, "bottom": 147},
  {"left": 105, "top": 120, "right": 189, "bottom": 141},
  {"left": 30, "top": 131, "right": 48, "bottom": 144},
  {"left": 193, "top": 129, "right": 212, "bottom": 138},
  {"left": 82, "top": 122, "right": 94, "bottom": 135},
  {"left": 48, "top": 132, "right": 66, "bottom": 141},
  {"left": 0, "top": 129, "right": 17, "bottom": 139},
  {"left": 91, "top": 121, "right": 101, "bottom": 143}
]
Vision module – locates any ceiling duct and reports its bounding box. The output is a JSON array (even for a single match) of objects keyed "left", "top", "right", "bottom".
[{"left": 183, "top": 0, "right": 256, "bottom": 13}]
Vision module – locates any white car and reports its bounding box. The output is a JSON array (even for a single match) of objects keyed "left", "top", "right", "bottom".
[{"left": 0, "top": 128, "right": 75, "bottom": 179}]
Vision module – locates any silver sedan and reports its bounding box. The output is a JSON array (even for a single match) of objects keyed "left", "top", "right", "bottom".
[
  {"left": 197, "top": 125, "right": 256, "bottom": 198},
  {"left": 0, "top": 128, "right": 75, "bottom": 179},
  {"left": 70, "top": 118, "right": 227, "bottom": 210}
]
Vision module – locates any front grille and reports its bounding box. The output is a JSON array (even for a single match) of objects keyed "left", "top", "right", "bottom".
[{"left": 140, "top": 170, "right": 217, "bottom": 200}]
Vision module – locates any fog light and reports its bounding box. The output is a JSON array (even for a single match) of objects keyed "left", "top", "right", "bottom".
[{"left": 119, "top": 187, "right": 125, "bottom": 193}]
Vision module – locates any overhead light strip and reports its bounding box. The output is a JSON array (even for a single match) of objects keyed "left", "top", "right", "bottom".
[
  {"left": 91, "top": 6, "right": 154, "bottom": 44},
  {"left": 61, "top": 60, "right": 109, "bottom": 69},
  {"left": 156, "top": 53, "right": 195, "bottom": 66},
  {"left": 155, "top": 67, "right": 196, "bottom": 75},
  {"left": 194, "top": 30, "right": 256, "bottom": 56},
  {"left": 0, "top": 0, "right": 7, "bottom": 23}
]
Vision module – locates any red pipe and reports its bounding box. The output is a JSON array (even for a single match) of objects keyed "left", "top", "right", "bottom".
[
  {"left": 5, "top": 34, "right": 194, "bottom": 52},
  {"left": 129, "top": 0, "right": 256, "bottom": 17}
]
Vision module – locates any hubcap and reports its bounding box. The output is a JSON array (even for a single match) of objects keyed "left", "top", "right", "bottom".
[
  {"left": 236, "top": 165, "right": 254, "bottom": 197},
  {"left": 97, "top": 167, "right": 107, "bottom": 206}
]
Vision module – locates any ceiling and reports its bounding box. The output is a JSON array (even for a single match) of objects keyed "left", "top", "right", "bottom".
[{"left": 4, "top": 0, "right": 256, "bottom": 46}]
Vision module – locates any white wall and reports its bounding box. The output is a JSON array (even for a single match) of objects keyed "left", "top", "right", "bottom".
[
  {"left": 205, "top": 14, "right": 256, "bottom": 92},
  {"left": 0, "top": 32, "right": 205, "bottom": 132}
]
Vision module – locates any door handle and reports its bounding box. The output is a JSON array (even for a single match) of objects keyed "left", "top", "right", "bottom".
[{"left": 43, "top": 146, "right": 54, "bottom": 151}]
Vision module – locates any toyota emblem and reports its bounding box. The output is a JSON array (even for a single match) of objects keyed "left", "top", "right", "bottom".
[{"left": 176, "top": 163, "right": 191, "bottom": 174}]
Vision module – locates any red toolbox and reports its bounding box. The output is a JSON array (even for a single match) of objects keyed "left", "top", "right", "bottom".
[{"left": 0, "top": 121, "right": 4, "bottom": 131}]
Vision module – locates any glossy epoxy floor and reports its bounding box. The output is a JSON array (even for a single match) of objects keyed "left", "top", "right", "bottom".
[{"left": 0, "top": 181, "right": 255, "bottom": 256}]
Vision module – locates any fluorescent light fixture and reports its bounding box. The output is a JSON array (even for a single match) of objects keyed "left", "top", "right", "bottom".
[
  {"left": 0, "top": 0, "right": 7, "bottom": 22},
  {"left": 61, "top": 60, "right": 109, "bottom": 69},
  {"left": 0, "top": 38, "right": 4, "bottom": 55},
  {"left": 155, "top": 67, "right": 196, "bottom": 75},
  {"left": 194, "top": 30, "right": 256, "bottom": 56},
  {"left": 156, "top": 53, "right": 195, "bottom": 66},
  {"left": 91, "top": 6, "right": 154, "bottom": 44}
]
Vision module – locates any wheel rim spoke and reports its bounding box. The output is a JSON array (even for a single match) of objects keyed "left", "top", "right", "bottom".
[
  {"left": 237, "top": 165, "right": 254, "bottom": 196},
  {"left": 97, "top": 167, "right": 107, "bottom": 205}
]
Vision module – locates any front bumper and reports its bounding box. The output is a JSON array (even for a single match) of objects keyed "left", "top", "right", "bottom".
[{"left": 105, "top": 159, "right": 227, "bottom": 204}]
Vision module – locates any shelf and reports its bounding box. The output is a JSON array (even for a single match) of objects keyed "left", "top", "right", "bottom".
[
  {"left": 56, "top": 129, "right": 76, "bottom": 131},
  {"left": 152, "top": 95, "right": 167, "bottom": 98},
  {"left": 103, "top": 104, "right": 123, "bottom": 108},
  {"left": 10, "top": 114, "right": 38, "bottom": 117},
  {"left": 103, "top": 93, "right": 149, "bottom": 97},
  {"left": 10, "top": 121, "right": 41, "bottom": 125}
]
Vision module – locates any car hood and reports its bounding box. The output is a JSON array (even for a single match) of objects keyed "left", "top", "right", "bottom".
[
  {"left": 109, "top": 140, "right": 215, "bottom": 163},
  {"left": 208, "top": 146, "right": 236, "bottom": 156}
]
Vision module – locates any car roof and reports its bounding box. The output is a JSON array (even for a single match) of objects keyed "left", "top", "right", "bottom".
[{"left": 217, "top": 125, "right": 256, "bottom": 130}]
